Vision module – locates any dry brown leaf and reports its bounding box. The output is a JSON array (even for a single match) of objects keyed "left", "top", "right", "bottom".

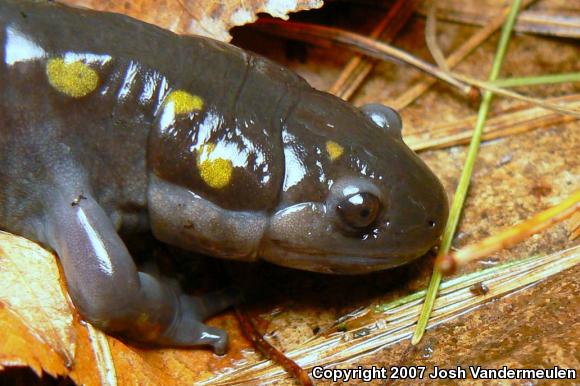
[
  {"left": 0, "top": 232, "right": 253, "bottom": 384},
  {"left": 57, "top": 0, "right": 323, "bottom": 41},
  {"left": 0, "top": 232, "right": 76, "bottom": 365},
  {"left": 0, "top": 306, "right": 68, "bottom": 378}
]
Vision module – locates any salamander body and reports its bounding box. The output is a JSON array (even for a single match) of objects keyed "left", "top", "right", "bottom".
[{"left": 0, "top": 0, "right": 448, "bottom": 352}]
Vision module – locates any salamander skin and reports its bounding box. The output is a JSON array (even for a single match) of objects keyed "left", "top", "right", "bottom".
[{"left": 0, "top": 0, "right": 448, "bottom": 352}]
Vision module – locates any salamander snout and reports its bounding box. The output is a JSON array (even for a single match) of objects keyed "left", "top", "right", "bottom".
[{"left": 326, "top": 172, "right": 448, "bottom": 264}]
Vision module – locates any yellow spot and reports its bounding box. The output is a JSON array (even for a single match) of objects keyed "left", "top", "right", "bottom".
[
  {"left": 326, "top": 140, "right": 344, "bottom": 161},
  {"left": 164, "top": 90, "right": 204, "bottom": 115},
  {"left": 197, "top": 143, "right": 233, "bottom": 189},
  {"left": 46, "top": 58, "right": 99, "bottom": 98}
]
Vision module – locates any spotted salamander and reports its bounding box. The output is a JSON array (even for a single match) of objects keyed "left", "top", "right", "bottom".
[{"left": 0, "top": 0, "right": 448, "bottom": 353}]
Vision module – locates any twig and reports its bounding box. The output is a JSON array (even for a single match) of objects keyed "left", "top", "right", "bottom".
[
  {"left": 254, "top": 17, "right": 580, "bottom": 117},
  {"left": 416, "top": 6, "right": 580, "bottom": 39},
  {"left": 253, "top": 18, "right": 475, "bottom": 98},
  {"left": 391, "top": 0, "right": 537, "bottom": 110},
  {"left": 453, "top": 73, "right": 580, "bottom": 117},
  {"left": 235, "top": 308, "right": 313, "bottom": 386},
  {"left": 423, "top": 5, "right": 579, "bottom": 117},
  {"left": 437, "top": 191, "right": 580, "bottom": 275},
  {"left": 489, "top": 72, "right": 580, "bottom": 88},
  {"left": 411, "top": 0, "right": 523, "bottom": 346},
  {"left": 405, "top": 94, "right": 580, "bottom": 151},
  {"left": 329, "top": 0, "right": 418, "bottom": 99},
  {"left": 425, "top": 0, "right": 449, "bottom": 71}
]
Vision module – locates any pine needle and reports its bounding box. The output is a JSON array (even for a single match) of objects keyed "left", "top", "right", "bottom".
[
  {"left": 437, "top": 190, "right": 580, "bottom": 274},
  {"left": 328, "top": 0, "right": 418, "bottom": 99},
  {"left": 202, "top": 247, "right": 579, "bottom": 384},
  {"left": 411, "top": 0, "right": 523, "bottom": 346},
  {"left": 391, "top": 0, "right": 537, "bottom": 110},
  {"left": 425, "top": 0, "right": 449, "bottom": 71},
  {"left": 489, "top": 72, "right": 580, "bottom": 88},
  {"left": 253, "top": 18, "right": 474, "bottom": 97},
  {"left": 405, "top": 94, "right": 580, "bottom": 151},
  {"left": 253, "top": 17, "right": 580, "bottom": 117},
  {"left": 416, "top": 6, "right": 580, "bottom": 39}
]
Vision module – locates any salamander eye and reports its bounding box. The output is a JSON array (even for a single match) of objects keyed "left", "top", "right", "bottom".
[
  {"left": 337, "top": 193, "right": 381, "bottom": 229},
  {"left": 360, "top": 103, "right": 403, "bottom": 137}
]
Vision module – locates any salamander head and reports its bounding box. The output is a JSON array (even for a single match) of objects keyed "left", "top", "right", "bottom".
[
  {"left": 259, "top": 92, "right": 449, "bottom": 274},
  {"left": 148, "top": 88, "right": 447, "bottom": 274}
]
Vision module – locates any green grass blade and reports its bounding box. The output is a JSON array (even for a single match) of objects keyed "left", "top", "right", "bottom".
[
  {"left": 410, "top": 0, "right": 523, "bottom": 346},
  {"left": 490, "top": 72, "right": 580, "bottom": 88}
]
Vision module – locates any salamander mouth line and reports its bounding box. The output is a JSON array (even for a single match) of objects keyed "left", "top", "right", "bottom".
[{"left": 263, "top": 237, "right": 426, "bottom": 262}]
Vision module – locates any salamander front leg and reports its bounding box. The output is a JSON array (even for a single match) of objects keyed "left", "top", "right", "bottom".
[{"left": 43, "top": 191, "right": 235, "bottom": 353}]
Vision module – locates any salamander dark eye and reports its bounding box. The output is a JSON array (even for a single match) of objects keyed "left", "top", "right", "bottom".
[{"left": 337, "top": 193, "right": 380, "bottom": 229}]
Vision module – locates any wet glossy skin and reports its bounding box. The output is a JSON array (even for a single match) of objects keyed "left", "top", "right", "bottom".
[{"left": 0, "top": 0, "right": 448, "bottom": 352}]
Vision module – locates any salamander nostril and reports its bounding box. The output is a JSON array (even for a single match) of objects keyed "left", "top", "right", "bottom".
[{"left": 428, "top": 220, "right": 437, "bottom": 228}]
